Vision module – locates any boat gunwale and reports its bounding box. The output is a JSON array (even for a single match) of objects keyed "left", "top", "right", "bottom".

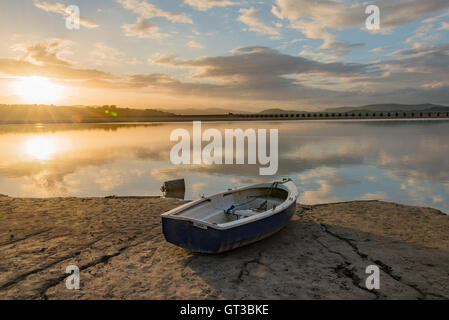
[{"left": 161, "top": 181, "right": 298, "bottom": 230}]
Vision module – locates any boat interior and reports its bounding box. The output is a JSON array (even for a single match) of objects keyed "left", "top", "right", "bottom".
[{"left": 172, "top": 186, "right": 289, "bottom": 226}]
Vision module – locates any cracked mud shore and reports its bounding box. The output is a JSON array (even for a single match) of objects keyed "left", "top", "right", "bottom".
[{"left": 0, "top": 195, "right": 448, "bottom": 300}]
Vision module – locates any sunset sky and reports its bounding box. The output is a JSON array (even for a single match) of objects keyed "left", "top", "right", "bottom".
[{"left": 0, "top": 0, "right": 448, "bottom": 111}]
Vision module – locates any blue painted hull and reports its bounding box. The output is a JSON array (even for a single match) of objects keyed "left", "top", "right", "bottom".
[{"left": 162, "top": 202, "right": 296, "bottom": 253}]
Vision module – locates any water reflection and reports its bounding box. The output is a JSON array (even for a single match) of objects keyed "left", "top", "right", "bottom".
[
  {"left": 23, "top": 136, "right": 58, "bottom": 160},
  {"left": 0, "top": 121, "right": 447, "bottom": 213}
]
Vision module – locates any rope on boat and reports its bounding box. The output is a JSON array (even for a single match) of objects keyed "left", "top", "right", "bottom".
[{"left": 225, "top": 178, "right": 292, "bottom": 215}]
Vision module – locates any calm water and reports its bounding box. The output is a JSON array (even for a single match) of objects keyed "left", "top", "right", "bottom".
[{"left": 0, "top": 120, "right": 448, "bottom": 213}]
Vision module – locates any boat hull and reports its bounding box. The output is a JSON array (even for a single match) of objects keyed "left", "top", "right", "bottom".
[{"left": 162, "top": 201, "right": 296, "bottom": 253}]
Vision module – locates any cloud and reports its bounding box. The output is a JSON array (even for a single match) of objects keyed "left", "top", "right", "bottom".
[
  {"left": 0, "top": 39, "right": 112, "bottom": 81},
  {"left": 271, "top": 5, "right": 284, "bottom": 20},
  {"left": 405, "top": 23, "right": 442, "bottom": 45},
  {"left": 275, "top": 0, "right": 449, "bottom": 31},
  {"left": 116, "top": 0, "right": 192, "bottom": 24},
  {"left": 129, "top": 73, "right": 182, "bottom": 87},
  {"left": 301, "top": 40, "right": 365, "bottom": 60},
  {"left": 152, "top": 46, "right": 371, "bottom": 79},
  {"left": 187, "top": 41, "right": 205, "bottom": 49},
  {"left": 122, "top": 18, "right": 170, "bottom": 38},
  {"left": 140, "top": 44, "right": 449, "bottom": 106},
  {"left": 321, "top": 40, "right": 365, "bottom": 52},
  {"left": 184, "top": 0, "right": 236, "bottom": 11},
  {"left": 90, "top": 43, "right": 125, "bottom": 66},
  {"left": 383, "top": 43, "right": 449, "bottom": 79},
  {"left": 370, "top": 47, "right": 389, "bottom": 53},
  {"left": 439, "top": 22, "right": 449, "bottom": 30},
  {"left": 148, "top": 53, "right": 181, "bottom": 66},
  {"left": 34, "top": 1, "right": 99, "bottom": 28},
  {"left": 298, "top": 50, "right": 340, "bottom": 61},
  {"left": 238, "top": 7, "right": 280, "bottom": 35},
  {"left": 142, "top": 46, "right": 381, "bottom": 104},
  {"left": 272, "top": 0, "right": 449, "bottom": 56},
  {"left": 423, "top": 10, "right": 449, "bottom": 23},
  {"left": 231, "top": 46, "right": 276, "bottom": 54},
  {"left": 12, "top": 39, "right": 72, "bottom": 66},
  {"left": 389, "top": 42, "right": 433, "bottom": 56}
]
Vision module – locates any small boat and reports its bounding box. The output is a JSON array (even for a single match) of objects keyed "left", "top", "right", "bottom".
[{"left": 161, "top": 179, "right": 299, "bottom": 253}]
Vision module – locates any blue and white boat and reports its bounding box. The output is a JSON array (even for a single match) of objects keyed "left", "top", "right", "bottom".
[{"left": 161, "top": 179, "right": 299, "bottom": 253}]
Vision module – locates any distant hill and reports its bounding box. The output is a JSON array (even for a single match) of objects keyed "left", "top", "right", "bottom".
[
  {"left": 259, "top": 104, "right": 449, "bottom": 114},
  {"left": 0, "top": 105, "right": 175, "bottom": 124},
  {"left": 324, "top": 104, "right": 449, "bottom": 113},
  {"left": 168, "top": 108, "right": 248, "bottom": 115},
  {"left": 260, "top": 108, "right": 308, "bottom": 114}
]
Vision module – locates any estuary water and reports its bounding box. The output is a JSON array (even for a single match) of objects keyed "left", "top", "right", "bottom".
[{"left": 0, "top": 120, "right": 448, "bottom": 213}]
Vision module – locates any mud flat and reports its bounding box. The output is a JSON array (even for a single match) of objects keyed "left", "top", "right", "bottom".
[{"left": 0, "top": 195, "right": 448, "bottom": 300}]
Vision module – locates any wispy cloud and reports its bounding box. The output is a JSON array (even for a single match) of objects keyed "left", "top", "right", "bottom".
[
  {"left": 439, "top": 22, "right": 449, "bottom": 30},
  {"left": 422, "top": 10, "right": 449, "bottom": 23},
  {"left": 90, "top": 43, "right": 125, "bottom": 66},
  {"left": 116, "top": 0, "right": 193, "bottom": 24},
  {"left": 12, "top": 38, "right": 73, "bottom": 66},
  {"left": 34, "top": 1, "right": 99, "bottom": 28},
  {"left": 122, "top": 18, "right": 171, "bottom": 39},
  {"left": 238, "top": 7, "right": 280, "bottom": 35},
  {"left": 187, "top": 41, "right": 205, "bottom": 49},
  {"left": 370, "top": 47, "right": 389, "bottom": 53},
  {"left": 184, "top": 0, "right": 237, "bottom": 11},
  {"left": 1, "top": 39, "right": 112, "bottom": 80}
]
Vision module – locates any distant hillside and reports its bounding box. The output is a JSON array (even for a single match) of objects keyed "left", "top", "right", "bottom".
[
  {"left": 324, "top": 104, "right": 449, "bottom": 113},
  {"left": 259, "top": 104, "right": 449, "bottom": 114},
  {"left": 0, "top": 105, "right": 175, "bottom": 124},
  {"left": 260, "top": 108, "right": 308, "bottom": 114},
  {"left": 168, "top": 108, "right": 248, "bottom": 115}
]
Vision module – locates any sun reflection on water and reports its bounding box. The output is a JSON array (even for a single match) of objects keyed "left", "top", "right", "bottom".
[{"left": 23, "top": 136, "right": 58, "bottom": 160}]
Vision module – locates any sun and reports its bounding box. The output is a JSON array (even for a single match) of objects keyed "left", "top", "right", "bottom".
[{"left": 13, "top": 76, "right": 64, "bottom": 104}]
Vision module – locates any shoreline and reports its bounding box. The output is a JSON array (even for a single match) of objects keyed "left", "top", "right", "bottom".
[
  {"left": 1, "top": 194, "right": 446, "bottom": 216},
  {"left": 1, "top": 196, "right": 448, "bottom": 300},
  {"left": 1, "top": 113, "right": 449, "bottom": 125},
  {"left": 1, "top": 194, "right": 447, "bottom": 215}
]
